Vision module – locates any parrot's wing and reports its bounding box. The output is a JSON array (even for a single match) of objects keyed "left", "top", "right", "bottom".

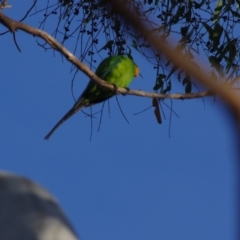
[
  {"left": 95, "top": 56, "right": 122, "bottom": 79},
  {"left": 75, "top": 56, "right": 123, "bottom": 104}
]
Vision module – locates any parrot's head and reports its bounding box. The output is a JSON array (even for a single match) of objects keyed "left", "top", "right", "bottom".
[{"left": 134, "top": 65, "right": 139, "bottom": 77}]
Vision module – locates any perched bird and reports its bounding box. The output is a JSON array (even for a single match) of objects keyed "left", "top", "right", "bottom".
[{"left": 44, "top": 55, "right": 139, "bottom": 140}]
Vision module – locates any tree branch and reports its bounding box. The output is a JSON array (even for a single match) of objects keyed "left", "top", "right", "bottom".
[{"left": 0, "top": 10, "right": 218, "bottom": 101}]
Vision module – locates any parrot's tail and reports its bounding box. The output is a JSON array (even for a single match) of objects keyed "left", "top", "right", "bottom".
[{"left": 44, "top": 106, "right": 82, "bottom": 140}]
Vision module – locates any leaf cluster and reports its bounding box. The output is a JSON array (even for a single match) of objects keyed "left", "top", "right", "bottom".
[{"left": 34, "top": 0, "right": 240, "bottom": 94}]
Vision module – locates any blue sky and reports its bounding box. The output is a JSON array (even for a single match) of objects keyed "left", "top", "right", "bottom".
[{"left": 0, "top": 2, "right": 238, "bottom": 240}]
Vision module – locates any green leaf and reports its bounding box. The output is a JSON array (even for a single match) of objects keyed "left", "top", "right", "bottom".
[
  {"left": 162, "top": 81, "right": 171, "bottom": 94},
  {"left": 225, "top": 39, "right": 237, "bottom": 73},
  {"left": 152, "top": 98, "right": 162, "bottom": 124},
  {"left": 181, "top": 26, "right": 189, "bottom": 37},
  {"left": 213, "top": 0, "right": 224, "bottom": 22},
  {"left": 185, "top": 82, "right": 192, "bottom": 93},
  {"left": 59, "top": 0, "right": 73, "bottom": 6},
  {"left": 228, "top": 39, "right": 237, "bottom": 62},
  {"left": 132, "top": 40, "right": 138, "bottom": 49},
  {"left": 182, "top": 76, "right": 189, "bottom": 85},
  {"left": 212, "top": 23, "right": 223, "bottom": 49},
  {"left": 59, "top": 0, "right": 73, "bottom": 18},
  {"left": 180, "top": 27, "right": 194, "bottom": 43},
  {"left": 194, "top": 0, "right": 206, "bottom": 8},
  {"left": 153, "top": 74, "right": 166, "bottom": 91},
  {"left": 182, "top": 76, "right": 192, "bottom": 93},
  {"left": 171, "top": 5, "right": 185, "bottom": 24},
  {"left": 177, "top": 5, "right": 185, "bottom": 17},
  {"left": 231, "top": 9, "right": 240, "bottom": 18},
  {"left": 208, "top": 56, "right": 222, "bottom": 72},
  {"left": 216, "top": 32, "right": 230, "bottom": 61},
  {"left": 166, "top": 65, "right": 179, "bottom": 80},
  {"left": 185, "top": 8, "right": 192, "bottom": 22},
  {"left": 186, "top": 28, "right": 194, "bottom": 40},
  {"left": 202, "top": 22, "right": 214, "bottom": 41}
]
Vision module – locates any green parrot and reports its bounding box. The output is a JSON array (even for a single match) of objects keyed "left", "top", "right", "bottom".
[{"left": 44, "top": 55, "right": 139, "bottom": 140}]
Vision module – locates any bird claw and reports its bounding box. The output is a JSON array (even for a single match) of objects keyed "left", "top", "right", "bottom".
[{"left": 112, "top": 83, "right": 118, "bottom": 93}]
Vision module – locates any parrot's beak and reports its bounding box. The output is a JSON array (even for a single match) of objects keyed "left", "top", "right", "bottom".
[{"left": 134, "top": 65, "right": 139, "bottom": 77}]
